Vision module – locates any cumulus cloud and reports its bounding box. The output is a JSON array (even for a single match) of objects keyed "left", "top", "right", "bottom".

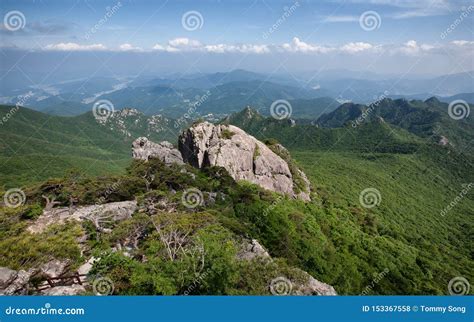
[
  {"left": 119, "top": 43, "right": 143, "bottom": 52},
  {"left": 44, "top": 42, "right": 107, "bottom": 51},
  {"left": 40, "top": 38, "right": 462, "bottom": 58},
  {"left": 339, "top": 42, "right": 376, "bottom": 53},
  {"left": 451, "top": 40, "right": 474, "bottom": 46},
  {"left": 152, "top": 37, "right": 269, "bottom": 54},
  {"left": 281, "top": 37, "right": 334, "bottom": 53},
  {"left": 396, "top": 40, "right": 434, "bottom": 55}
]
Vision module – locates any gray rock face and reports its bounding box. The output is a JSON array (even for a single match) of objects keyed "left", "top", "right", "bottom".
[
  {"left": 294, "top": 270, "right": 337, "bottom": 296},
  {"left": 0, "top": 268, "right": 35, "bottom": 295},
  {"left": 132, "top": 137, "right": 183, "bottom": 164},
  {"left": 27, "top": 200, "right": 137, "bottom": 234},
  {"left": 236, "top": 238, "right": 336, "bottom": 295},
  {"left": 178, "top": 122, "right": 310, "bottom": 200},
  {"left": 0, "top": 267, "right": 18, "bottom": 289},
  {"left": 40, "top": 260, "right": 70, "bottom": 279},
  {"left": 237, "top": 239, "right": 271, "bottom": 260},
  {"left": 41, "top": 284, "right": 86, "bottom": 296}
]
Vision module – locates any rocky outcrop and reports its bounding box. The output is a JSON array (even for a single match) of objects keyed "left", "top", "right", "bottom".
[
  {"left": 0, "top": 268, "right": 36, "bottom": 295},
  {"left": 41, "top": 284, "right": 85, "bottom": 296},
  {"left": 237, "top": 238, "right": 336, "bottom": 295},
  {"left": 293, "top": 270, "right": 337, "bottom": 296},
  {"left": 237, "top": 239, "right": 271, "bottom": 260},
  {"left": 27, "top": 200, "right": 137, "bottom": 234},
  {"left": 178, "top": 122, "right": 310, "bottom": 200},
  {"left": 132, "top": 137, "right": 183, "bottom": 164}
]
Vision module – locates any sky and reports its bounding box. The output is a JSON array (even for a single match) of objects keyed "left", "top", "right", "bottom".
[{"left": 0, "top": 0, "right": 473, "bottom": 79}]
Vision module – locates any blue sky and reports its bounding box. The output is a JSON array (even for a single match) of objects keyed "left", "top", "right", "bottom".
[{"left": 1, "top": 0, "right": 473, "bottom": 76}]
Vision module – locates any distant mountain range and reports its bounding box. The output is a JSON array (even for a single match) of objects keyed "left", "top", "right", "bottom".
[{"left": 1, "top": 69, "right": 472, "bottom": 118}]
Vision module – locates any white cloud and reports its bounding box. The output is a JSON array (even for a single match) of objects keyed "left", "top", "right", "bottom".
[
  {"left": 324, "top": 15, "right": 359, "bottom": 22},
  {"left": 44, "top": 42, "right": 107, "bottom": 51},
  {"left": 119, "top": 43, "right": 143, "bottom": 52},
  {"left": 281, "top": 37, "right": 334, "bottom": 53},
  {"left": 152, "top": 38, "right": 270, "bottom": 54},
  {"left": 168, "top": 37, "right": 202, "bottom": 48},
  {"left": 395, "top": 40, "right": 434, "bottom": 55},
  {"left": 339, "top": 42, "right": 375, "bottom": 53},
  {"left": 451, "top": 40, "right": 474, "bottom": 46}
]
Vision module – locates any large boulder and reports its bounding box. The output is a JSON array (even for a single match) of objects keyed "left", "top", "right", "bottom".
[
  {"left": 178, "top": 122, "right": 310, "bottom": 200},
  {"left": 0, "top": 268, "right": 36, "bottom": 295},
  {"left": 27, "top": 200, "right": 137, "bottom": 234},
  {"left": 132, "top": 137, "right": 183, "bottom": 164}
]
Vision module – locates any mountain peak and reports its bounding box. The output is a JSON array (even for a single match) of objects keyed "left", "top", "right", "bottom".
[{"left": 424, "top": 96, "right": 441, "bottom": 105}]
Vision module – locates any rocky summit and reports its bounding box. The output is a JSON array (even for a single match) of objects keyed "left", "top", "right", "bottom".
[
  {"left": 132, "top": 137, "right": 184, "bottom": 164},
  {"left": 178, "top": 122, "right": 311, "bottom": 200}
]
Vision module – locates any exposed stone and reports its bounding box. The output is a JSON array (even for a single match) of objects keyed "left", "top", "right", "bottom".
[
  {"left": 0, "top": 269, "right": 36, "bottom": 295},
  {"left": 41, "top": 284, "right": 86, "bottom": 296},
  {"left": 40, "top": 259, "right": 70, "bottom": 278},
  {"left": 27, "top": 200, "right": 137, "bottom": 234},
  {"left": 78, "top": 257, "right": 98, "bottom": 276},
  {"left": 132, "top": 137, "right": 183, "bottom": 164},
  {"left": 439, "top": 135, "right": 449, "bottom": 146},
  {"left": 293, "top": 270, "right": 337, "bottom": 296},
  {"left": 178, "top": 122, "right": 310, "bottom": 200},
  {"left": 237, "top": 239, "right": 271, "bottom": 260},
  {"left": 0, "top": 267, "right": 18, "bottom": 289}
]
